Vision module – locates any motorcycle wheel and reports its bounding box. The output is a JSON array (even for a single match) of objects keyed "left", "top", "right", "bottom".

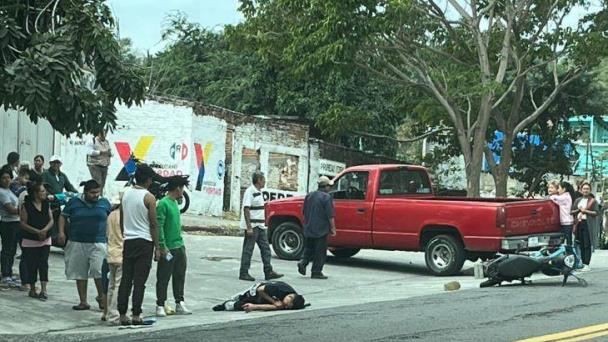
[
  {"left": 480, "top": 278, "right": 501, "bottom": 288},
  {"left": 179, "top": 191, "right": 190, "bottom": 214}
]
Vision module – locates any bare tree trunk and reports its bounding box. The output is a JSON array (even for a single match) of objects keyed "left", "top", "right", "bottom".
[
  {"left": 466, "top": 152, "right": 483, "bottom": 197},
  {"left": 493, "top": 134, "right": 514, "bottom": 197}
]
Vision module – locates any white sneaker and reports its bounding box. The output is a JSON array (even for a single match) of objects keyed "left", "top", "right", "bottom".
[
  {"left": 176, "top": 301, "right": 192, "bottom": 315},
  {"left": 156, "top": 305, "right": 167, "bottom": 317},
  {"left": 581, "top": 265, "right": 592, "bottom": 272}
]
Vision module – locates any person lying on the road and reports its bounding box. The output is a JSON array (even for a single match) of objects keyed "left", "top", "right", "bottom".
[{"left": 212, "top": 281, "right": 307, "bottom": 312}]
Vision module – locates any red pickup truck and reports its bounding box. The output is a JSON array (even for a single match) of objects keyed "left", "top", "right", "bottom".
[{"left": 265, "top": 164, "right": 562, "bottom": 276}]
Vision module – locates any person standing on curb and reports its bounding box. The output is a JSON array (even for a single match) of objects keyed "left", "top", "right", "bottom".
[
  {"left": 117, "top": 164, "right": 162, "bottom": 326},
  {"left": 572, "top": 181, "right": 600, "bottom": 271},
  {"left": 19, "top": 183, "right": 53, "bottom": 301},
  {"left": 155, "top": 177, "right": 192, "bottom": 317},
  {"left": 101, "top": 192, "right": 124, "bottom": 324},
  {"left": 239, "top": 171, "right": 283, "bottom": 282},
  {"left": 86, "top": 130, "right": 113, "bottom": 196},
  {"left": 58, "top": 180, "right": 111, "bottom": 311},
  {"left": 297, "top": 176, "right": 336, "bottom": 280},
  {"left": 0, "top": 168, "right": 21, "bottom": 287},
  {"left": 11, "top": 166, "right": 31, "bottom": 291},
  {"left": 42, "top": 155, "right": 77, "bottom": 246}
]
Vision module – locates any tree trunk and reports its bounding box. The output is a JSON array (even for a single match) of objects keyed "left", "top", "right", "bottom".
[
  {"left": 465, "top": 150, "right": 483, "bottom": 197},
  {"left": 493, "top": 134, "right": 514, "bottom": 197}
]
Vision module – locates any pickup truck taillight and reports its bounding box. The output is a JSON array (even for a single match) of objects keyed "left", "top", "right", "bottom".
[{"left": 496, "top": 206, "right": 506, "bottom": 230}]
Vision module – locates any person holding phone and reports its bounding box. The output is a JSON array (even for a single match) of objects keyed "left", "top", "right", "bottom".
[{"left": 155, "top": 176, "right": 192, "bottom": 317}]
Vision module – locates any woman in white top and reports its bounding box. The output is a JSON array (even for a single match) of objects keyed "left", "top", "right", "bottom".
[{"left": 571, "top": 182, "right": 600, "bottom": 271}]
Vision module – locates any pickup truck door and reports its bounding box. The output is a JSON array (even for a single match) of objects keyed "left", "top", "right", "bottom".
[
  {"left": 329, "top": 171, "right": 373, "bottom": 247},
  {"left": 372, "top": 168, "right": 434, "bottom": 249}
]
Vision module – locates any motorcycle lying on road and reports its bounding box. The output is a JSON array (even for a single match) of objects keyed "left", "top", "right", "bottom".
[{"left": 479, "top": 245, "right": 587, "bottom": 288}]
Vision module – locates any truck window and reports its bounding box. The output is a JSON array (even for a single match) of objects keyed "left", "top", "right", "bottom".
[
  {"left": 378, "top": 169, "right": 432, "bottom": 195},
  {"left": 331, "top": 171, "right": 369, "bottom": 200}
]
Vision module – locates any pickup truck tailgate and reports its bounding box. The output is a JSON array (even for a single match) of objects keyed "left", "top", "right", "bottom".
[{"left": 504, "top": 200, "right": 560, "bottom": 236}]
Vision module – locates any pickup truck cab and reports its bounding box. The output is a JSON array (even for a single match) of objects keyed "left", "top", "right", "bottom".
[{"left": 265, "top": 164, "right": 562, "bottom": 276}]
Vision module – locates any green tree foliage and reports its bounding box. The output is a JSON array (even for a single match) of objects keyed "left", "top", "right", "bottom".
[
  {"left": 147, "top": 13, "right": 407, "bottom": 156},
  {"left": 0, "top": 0, "right": 145, "bottom": 135},
  {"left": 235, "top": 0, "right": 608, "bottom": 197}
]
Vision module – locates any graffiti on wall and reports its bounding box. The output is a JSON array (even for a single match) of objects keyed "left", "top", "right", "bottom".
[
  {"left": 169, "top": 143, "right": 189, "bottom": 161},
  {"left": 262, "top": 190, "right": 294, "bottom": 202},
  {"left": 114, "top": 136, "right": 187, "bottom": 180},
  {"left": 194, "top": 142, "right": 212, "bottom": 191},
  {"left": 193, "top": 142, "right": 223, "bottom": 197},
  {"left": 267, "top": 153, "right": 299, "bottom": 191}
]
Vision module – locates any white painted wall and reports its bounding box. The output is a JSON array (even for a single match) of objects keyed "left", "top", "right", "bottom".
[{"left": 56, "top": 101, "right": 227, "bottom": 217}]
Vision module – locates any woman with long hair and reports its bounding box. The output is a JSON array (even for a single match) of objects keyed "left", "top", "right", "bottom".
[
  {"left": 20, "top": 183, "right": 53, "bottom": 300},
  {"left": 572, "top": 181, "right": 600, "bottom": 271}
]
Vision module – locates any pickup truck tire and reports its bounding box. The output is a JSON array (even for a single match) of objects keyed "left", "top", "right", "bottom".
[
  {"left": 271, "top": 222, "right": 304, "bottom": 260},
  {"left": 330, "top": 248, "right": 360, "bottom": 258},
  {"left": 424, "top": 235, "right": 466, "bottom": 276}
]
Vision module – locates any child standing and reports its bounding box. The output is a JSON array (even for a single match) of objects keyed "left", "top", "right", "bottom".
[
  {"left": 548, "top": 181, "right": 574, "bottom": 246},
  {"left": 102, "top": 193, "right": 124, "bottom": 324}
]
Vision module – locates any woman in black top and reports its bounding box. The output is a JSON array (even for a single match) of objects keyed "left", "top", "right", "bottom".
[{"left": 20, "top": 183, "right": 53, "bottom": 300}]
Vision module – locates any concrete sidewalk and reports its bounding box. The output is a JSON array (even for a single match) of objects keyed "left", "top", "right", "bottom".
[
  {"left": 1, "top": 235, "right": 605, "bottom": 339},
  {"left": 181, "top": 213, "right": 240, "bottom": 235}
]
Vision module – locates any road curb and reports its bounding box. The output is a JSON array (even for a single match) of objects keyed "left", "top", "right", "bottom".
[{"left": 183, "top": 226, "right": 241, "bottom": 236}]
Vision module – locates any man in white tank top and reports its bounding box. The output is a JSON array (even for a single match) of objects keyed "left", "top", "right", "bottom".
[{"left": 117, "top": 164, "right": 161, "bottom": 326}]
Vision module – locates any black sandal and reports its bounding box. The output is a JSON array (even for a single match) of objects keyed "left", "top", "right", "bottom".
[
  {"left": 38, "top": 292, "right": 48, "bottom": 301},
  {"left": 28, "top": 290, "right": 38, "bottom": 299},
  {"left": 72, "top": 304, "right": 91, "bottom": 311}
]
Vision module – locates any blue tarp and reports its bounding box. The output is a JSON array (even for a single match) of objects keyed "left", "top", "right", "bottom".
[{"left": 483, "top": 131, "right": 573, "bottom": 171}]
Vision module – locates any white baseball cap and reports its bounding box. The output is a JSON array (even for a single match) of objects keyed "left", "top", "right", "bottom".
[{"left": 49, "top": 155, "right": 62, "bottom": 163}]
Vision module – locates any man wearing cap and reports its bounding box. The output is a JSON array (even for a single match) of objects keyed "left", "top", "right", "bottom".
[
  {"left": 297, "top": 176, "right": 336, "bottom": 279},
  {"left": 42, "top": 155, "right": 77, "bottom": 246}
]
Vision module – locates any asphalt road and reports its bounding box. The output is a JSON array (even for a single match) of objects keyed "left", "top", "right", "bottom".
[{"left": 44, "top": 269, "right": 608, "bottom": 342}]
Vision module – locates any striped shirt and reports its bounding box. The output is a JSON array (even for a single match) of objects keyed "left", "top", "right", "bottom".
[{"left": 240, "top": 185, "right": 266, "bottom": 230}]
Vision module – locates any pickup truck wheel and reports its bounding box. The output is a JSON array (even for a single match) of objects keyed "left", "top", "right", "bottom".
[
  {"left": 425, "top": 235, "right": 466, "bottom": 276},
  {"left": 271, "top": 222, "right": 304, "bottom": 260},
  {"left": 330, "top": 248, "right": 360, "bottom": 258}
]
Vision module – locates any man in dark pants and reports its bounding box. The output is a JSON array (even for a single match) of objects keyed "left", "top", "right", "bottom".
[
  {"left": 239, "top": 171, "right": 283, "bottom": 281},
  {"left": 298, "top": 176, "right": 336, "bottom": 279},
  {"left": 117, "top": 164, "right": 162, "bottom": 325},
  {"left": 155, "top": 176, "right": 192, "bottom": 316}
]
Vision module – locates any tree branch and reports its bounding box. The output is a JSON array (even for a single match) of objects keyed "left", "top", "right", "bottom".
[{"left": 513, "top": 69, "right": 584, "bottom": 134}]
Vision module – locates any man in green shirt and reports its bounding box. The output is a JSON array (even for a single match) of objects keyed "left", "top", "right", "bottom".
[{"left": 155, "top": 176, "right": 192, "bottom": 317}]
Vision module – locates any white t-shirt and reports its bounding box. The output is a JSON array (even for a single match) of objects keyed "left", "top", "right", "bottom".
[
  {"left": 0, "top": 188, "right": 19, "bottom": 222},
  {"left": 578, "top": 198, "right": 589, "bottom": 221},
  {"left": 240, "top": 185, "right": 266, "bottom": 230}
]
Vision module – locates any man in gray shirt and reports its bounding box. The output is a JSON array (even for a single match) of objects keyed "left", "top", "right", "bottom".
[{"left": 297, "top": 176, "right": 336, "bottom": 279}]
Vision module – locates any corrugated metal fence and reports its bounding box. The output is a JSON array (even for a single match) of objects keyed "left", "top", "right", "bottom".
[{"left": 0, "top": 109, "right": 55, "bottom": 167}]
